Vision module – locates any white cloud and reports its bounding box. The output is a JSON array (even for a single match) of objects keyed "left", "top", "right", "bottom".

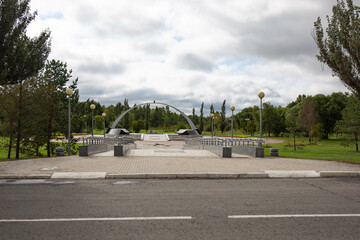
[{"left": 27, "top": 0, "right": 353, "bottom": 114}]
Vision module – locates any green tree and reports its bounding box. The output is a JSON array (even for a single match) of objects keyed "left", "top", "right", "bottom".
[
  {"left": 0, "top": 0, "right": 51, "bottom": 85},
  {"left": 285, "top": 105, "right": 302, "bottom": 151},
  {"left": 338, "top": 95, "right": 360, "bottom": 151},
  {"left": 199, "top": 102, "right": 204, "bottom": 133},
  {"left": 262, "top": 102, "right": 280, "bottom": 137},
  {"left": 299, "top": 97, "right": 319, "bottom": 141},
  {"left": 145, "top": 103, "right": 150, "bottom": 132},
  {"left": 39, "top": 60, "right": 78, "bottom": 157},
  {"left": 0, "top": 77, "right": 39, "bottom": 158},
  {"left": 314, "top": 0, "right": 360, "bottom": 98},
  {"left": 123, "top": 99, "right": 130, "bottom": 129},
  {"left": 219, "top": 100, "right": 227, "bottom": 134},
  {"left": 210, "top": 104, "right": 214, "bottom": 114}
]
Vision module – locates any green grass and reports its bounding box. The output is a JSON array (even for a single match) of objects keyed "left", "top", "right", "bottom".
[
  {"left": 263, "top": 137, "right": 360, "bottom": 164},
  {"left": 0, "top": 142, "right": 81, "bottom": 161}
]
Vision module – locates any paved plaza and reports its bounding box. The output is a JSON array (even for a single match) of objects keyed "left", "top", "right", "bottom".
[{"left": 1, "top": 139, "right": 360, "bottom": 179}]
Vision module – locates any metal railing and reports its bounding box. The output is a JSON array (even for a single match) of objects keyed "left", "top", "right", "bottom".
[
  {"left": 82, "top": 136, "right": 135, "bottom": 146},
  {"left": 185, "top": 137, "right": 265, "bottom": 147},
  {"left": 82, "top": 136, "right": 105, "bottom": 145}
]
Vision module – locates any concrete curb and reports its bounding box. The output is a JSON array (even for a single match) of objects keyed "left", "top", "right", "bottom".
[
  {"left": 0, "top": 173, "right": 52, "bottom": 179},
  {"left": 319, "top": 171, "right": 360, "bottom": 178},
  {"left": 0, "top": 171, "right": 360, "bottom": 180}
]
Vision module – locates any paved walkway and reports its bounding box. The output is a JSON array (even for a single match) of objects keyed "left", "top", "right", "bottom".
[
  {"left": 1, "top": 154, "right": 360, "bottom": 178},
  {"left": 0, "top": 140, "right": 359, "bottom": 179}
]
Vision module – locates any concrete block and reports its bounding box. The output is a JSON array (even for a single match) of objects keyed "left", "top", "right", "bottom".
[
  {"left": 222, "top": 147, "right": 232, "bottom": 158},
  {"left": 270, "top": 148, "right": 279, "bottom": 156},
  {"left": 114, "top": 145, "right": 124, "bottom": 156},
  {"left": 79, "top": 145, "right": 88, "bottom": 156}
]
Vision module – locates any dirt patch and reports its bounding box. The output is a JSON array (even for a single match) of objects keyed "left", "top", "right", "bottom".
[{"left": 264, "top": 138, "right": 284, "bottom": 144}]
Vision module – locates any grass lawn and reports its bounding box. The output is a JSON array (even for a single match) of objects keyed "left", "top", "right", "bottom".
[
  {"left": 0, "top": 143, "right": 81, "bottom": 161},
  {"left": 263, "top": 137, "right": 360, "bottom": 164}
]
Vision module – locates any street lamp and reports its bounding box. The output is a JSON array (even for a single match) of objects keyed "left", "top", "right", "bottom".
[
  {"left": 245, "top": 118, "right": 250, "bottom": 134},
  {"left": 258, "top": 91, "right": 265, "bottom": 146},
  {"left": 230, "top": 106, "right": 235, "bottom": 138},
  {"left": 90, "top": 104, "right": 96, "bottom": 140},
  {"left": 210, "top": 113, "right": 214, "bottom": 137},
  {"left": 102, "top": 112, "right": 106, "bottom": 138},
  {"left": 84, "top": 115, "right": 87, "bottom": 134},
  {"left": 66, "top": 88, "right": 73, "bottom": 156}
]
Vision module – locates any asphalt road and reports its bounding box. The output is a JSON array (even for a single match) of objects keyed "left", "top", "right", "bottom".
[{"left": 0, "top": 178, "right": 359, "bottom": 239}]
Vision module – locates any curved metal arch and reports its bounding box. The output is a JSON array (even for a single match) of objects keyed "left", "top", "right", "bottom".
[{"left": 110, "top": 101, "right": 197, "bottom": 130}]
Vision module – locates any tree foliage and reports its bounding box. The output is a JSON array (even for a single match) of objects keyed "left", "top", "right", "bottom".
[
  {"left": 0, "top": 0, "right": 51, "bottom": 85},
  {"left": 314, "top": 0, "right": 360, "bottom": 98}
]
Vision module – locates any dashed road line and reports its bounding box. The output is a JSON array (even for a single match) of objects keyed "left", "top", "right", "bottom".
[
  {"left": 0, "top": 216, "right": 192, "bottom": 223},
  {"left": 228, "top": 214, "right": 360, "bottom": 219}
]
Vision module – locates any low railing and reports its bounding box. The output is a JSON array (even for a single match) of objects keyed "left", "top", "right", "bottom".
[
  {"left": 185, "top": 137, "right": 265, "bottom": 147},
  {"left": 81, "top": 136, "right": 135, "bottom": 146},
  {"left": 81, "top": 137, "right": 105, "bottom": 145}
]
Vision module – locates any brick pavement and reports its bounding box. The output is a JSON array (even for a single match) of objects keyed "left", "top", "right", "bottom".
[{"left": 1, "top": 154, "right": 360, "bottom": 175}]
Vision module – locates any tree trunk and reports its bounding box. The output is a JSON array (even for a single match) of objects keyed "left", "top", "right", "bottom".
[
  {"left": 355, "top": 135, "right": 358, "bottom": 152},
  {"left": 293, "top": 133, "right": 296, "bottom": 151},
  {"left": 47, "top": 111, "right": 54, "bottom": 157},
  {"left": 15, "top": 84, "right": 23, "bottom": 159},
  {"left": 7, "top": 137, "right": 12, "bottom": 159},
  {"left": 36, "top": 144, "right": 39, "bottom": 156}
]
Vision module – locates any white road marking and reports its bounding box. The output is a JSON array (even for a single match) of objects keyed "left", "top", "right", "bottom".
[
  {"left": 0, "top": 216, "right": 192, "bottom": 223},
  {"left": 228, "top": 214, "right": 360, "bottom": 219}
]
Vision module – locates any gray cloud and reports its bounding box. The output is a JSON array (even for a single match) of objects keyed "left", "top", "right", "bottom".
[
  {"left": 78, "top": 61, "right": 126, "bottom": 75},
  {"left": 176, "top": 54, "right": 214, "bottom": 72}
]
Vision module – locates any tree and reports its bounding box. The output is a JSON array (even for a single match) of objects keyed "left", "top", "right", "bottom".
[
  {"left": 263, "top": 102, "right": 279, "bottom": 137},
  {"left": 0, "top": 77, "right": 39, "bottom": 158},
  {"left": 314, "top": 0, "right": 360, "bottom": 98},
  {"left": 210, "top": 104, "right": 214, "bottom": 114},
  {"left": 338, "top": 95, "right": 360, "bottom": 151},
  {"left": 285, "top": 105, "right": 302, "bottom": 151},
  {"left": 299, "top": 97, "right": 319, "bottom": 141},
  {"left": 199, "top": 102, "right": 204, "bottom": 133},
  {"left": 39, "top": 60, "right": 78, "bottom": 157},
  {"left": 219, "top": 100, "right": 227, "bottom": 134},
  {"left": 123, "top": 99, "right": 130, "bottom": 129},
  {"left": 145, "top": 103, "right": 150, "bottom": 132},
  {"left": 0, "top": 0, "right": 51, "bottom": 85}
]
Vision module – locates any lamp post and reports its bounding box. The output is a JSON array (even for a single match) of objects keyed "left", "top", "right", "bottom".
[
  {"left": 84, "top": 115, "right": 87, "bottom": 134},
  {"left": 90, "top": 104, "right": 96, "bottom": 141},
  {"left": 245, "top": 118, "right": 250, "bottom": 134},
  {"left": 230, "top": 106, "right": 235, "bottom": 138},
  {"left": 258, "top": 91, "right": 265, "bottom": 146},
  {"left": 210, "top": 113, "right": 214, "bottom": 137},
  {"left": 66, "top": 88, "right": 73, "bottom": 156},
  {"left": 102, "top": 113, "right": 106, "bottom": 138}
]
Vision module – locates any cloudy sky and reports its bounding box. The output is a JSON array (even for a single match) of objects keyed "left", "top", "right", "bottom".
[{"left": 28, "top": 0, "right": 355, "bottom": 114}]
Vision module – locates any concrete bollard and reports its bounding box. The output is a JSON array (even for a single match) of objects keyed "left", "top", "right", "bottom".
[
  {"left": 270, "top": 148, "right": 279, "bottom": 156},
  {"left": 55, "top": 148, "right": 65, "bottom": 156}
]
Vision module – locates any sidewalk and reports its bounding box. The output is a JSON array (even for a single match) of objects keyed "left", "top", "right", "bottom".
[{"left": 1, "top": 152, "right": 360, "bottom": 179}]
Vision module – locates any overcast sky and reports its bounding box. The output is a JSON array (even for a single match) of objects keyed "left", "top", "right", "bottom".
[{"left": 28, "top": 0, "right": 356, "bottom": 114}]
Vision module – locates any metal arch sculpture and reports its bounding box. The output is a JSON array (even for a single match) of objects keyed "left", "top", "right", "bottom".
[{"left": 110, "top": 101, "right": 197, "bottom": 130}]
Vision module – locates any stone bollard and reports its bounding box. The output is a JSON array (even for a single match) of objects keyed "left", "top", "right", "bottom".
[
  {"left": 270, "top": 148, "right": 279, "bottom": 156},
  {"left": 55, "top": 148, "right": 65, "bottom": 156}
]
